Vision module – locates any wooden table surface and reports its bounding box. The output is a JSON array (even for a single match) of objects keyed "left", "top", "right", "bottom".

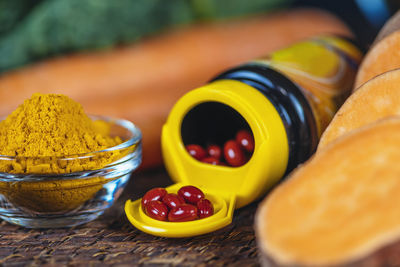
[{"left": 0, "top": 168, "right": 261, "bottom": 266}]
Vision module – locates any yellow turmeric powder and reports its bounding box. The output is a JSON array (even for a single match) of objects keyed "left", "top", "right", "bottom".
[
  {"left": 0, "top": 93, "right": 127, "bottom": 212},
  {"left": 0, "top": 93, "right": 122, "bottom": 173}
]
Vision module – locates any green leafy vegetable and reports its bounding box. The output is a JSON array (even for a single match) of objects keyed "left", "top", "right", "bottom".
[{"left": 0, "top": 0, "right": 290, "bottom": 72}]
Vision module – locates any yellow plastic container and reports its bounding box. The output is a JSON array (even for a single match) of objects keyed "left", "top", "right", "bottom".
[
  {"left": 125, "top": 36, "right": 362, "bottom": 237},
  {"left": 125, "top": 80, "right": 289, "bottom": 237}
]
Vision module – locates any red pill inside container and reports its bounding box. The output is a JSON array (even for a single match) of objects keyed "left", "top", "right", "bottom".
[
  {"left": 178, "top": 185, "right": 205, "bottom": 204},
  {"left": 144, "top": 201, "right": 169, "bottom": 221},
  {"left": 185, "top": 144, "right": 207, "bottom": 160},
  {"left": 162, "top": 193, "right": 185, "bottom": 209},
  {"left": 206, "top": 144, "right": 222, "bottom": 160},
  {"left": 236, "top": 130, "right": 255, "bottom": 153},
  {"left": 201, "top": 157, "right": 220, "bottom": 165},
  {"left": 224, "top": 140, "right": 246, "bottom": 167},
  {"left": 168, "top": 204, "right": 198, "bottom": 222},
  {"left": 141, "top": 187, "right": 167, "bottom": 207},
  {"left": 197, "top": 199, "right": 214, "bottom": 219}
]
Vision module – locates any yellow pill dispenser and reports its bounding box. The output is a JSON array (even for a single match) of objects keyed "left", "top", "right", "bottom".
[{"left": 125, "top": 36, "right": 362, "bottom": 237}]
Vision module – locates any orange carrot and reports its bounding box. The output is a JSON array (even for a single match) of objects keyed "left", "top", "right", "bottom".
[{"left": 0, "top": 9, "right": 352, "bottom": 169}]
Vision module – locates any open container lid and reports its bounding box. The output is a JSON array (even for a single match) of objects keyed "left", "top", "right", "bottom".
[
  {"left": 125, "top": 183, "right": 235, "bottom": 238},
  {"left": 125, "top": 80, "right": 289, "bottom": 237}
]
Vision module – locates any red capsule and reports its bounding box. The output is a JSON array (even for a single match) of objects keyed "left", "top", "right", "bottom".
[
  {"left": 224, "top": 140, "right": 246, "bottom": 167},
  {"left": 197, "top": 199, "right": 214, "bottom": 219},
  {"left": 236, "top": 130, "right": 255, "bottom": 153},
  {"left": 178, "top": 185, "right": 205, "bottom": 204},
  {"left": 144, "top": 201, "right": 169, "bottom": 221},
  {"left": 168, "top": 204, "right": 198, "bottom": 222},
  {"left": 201, "top": 157, "right": 220, "bottom": 165},
  {"left": 141, "top": 187, "right": 167, "bottom": 207},
  {"left": 162, "top": 193, "right": 185, "bottom": 209},
  {"left": 186, "top": 144, "right": 207, "bottom": 160},
  {"left": 206, "top": 144, "right": 222, "bottom": 160}
]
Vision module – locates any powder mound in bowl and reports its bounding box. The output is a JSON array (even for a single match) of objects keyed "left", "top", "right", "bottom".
[
  {"left": 0, "top": 93, "right": 122, "bottom": 174},
  {"left": 0, "top": 94, "right": 134, "bottom": 213}
]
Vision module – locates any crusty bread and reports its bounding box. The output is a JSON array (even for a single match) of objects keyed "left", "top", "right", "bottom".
[
  {"left": 256, "top": 117, "right": 400, "bottom": 266},
  {"left": 319, "top": 69, "right": 400, "bottom": 149}
]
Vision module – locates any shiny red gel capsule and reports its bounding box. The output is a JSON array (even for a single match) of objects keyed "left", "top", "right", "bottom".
[
  {"left": 168, "top": 204, "right": 198, "bottom": 222},
  {"left": 197, "top": 199, "right": 214, "bottom": 219},
  {"left": 206, "top": 144, "right": 222, "bottom": 160},
  {"left": 162, "top": 193, "right": 185, "bottom": 209},
  {"left": 178, "top": 185, "right": 205, "bottom": 204},
  {"left": 224, "top": 140, "right": 246, "bottom": 167},
  {"left": 141, "top": 187, "right": 167, "bottom": 207},
  {"left": 236, "top": 130, "right": 255, "bottom": 153},
  {"left": 186, "top": 144, "right": 207, "bottom": 160},
  {"left": 145, "top": 201, "right": 169, "bottom": 221},
  {"left": 201, "top": 157, "right": 220, "bottom": 165}
]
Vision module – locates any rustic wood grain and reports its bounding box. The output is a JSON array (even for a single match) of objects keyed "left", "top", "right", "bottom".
[{"left": 0, "top": 168, "right": 260, "bottom": 266}]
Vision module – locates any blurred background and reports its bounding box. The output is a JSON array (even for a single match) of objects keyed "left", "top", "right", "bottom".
[
  {"left": 0, "top": 0, "right": 396, "bottom": 72},
  {"left": 0, "top": 0, "right": 397, "bottom": 168}
]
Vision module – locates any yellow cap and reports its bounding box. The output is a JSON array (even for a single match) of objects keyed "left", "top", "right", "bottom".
[{"left": 125, "top": 79, "right": 289, "bottom": 237}]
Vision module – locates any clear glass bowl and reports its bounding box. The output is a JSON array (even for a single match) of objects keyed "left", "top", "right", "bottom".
[{"left": 0, "top": 116, "right": 142, "bottom": 228}]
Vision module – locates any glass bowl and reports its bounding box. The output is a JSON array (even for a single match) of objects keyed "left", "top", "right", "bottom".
[{"left": 0, "top": 116, "right": 142, "bottom": 228}]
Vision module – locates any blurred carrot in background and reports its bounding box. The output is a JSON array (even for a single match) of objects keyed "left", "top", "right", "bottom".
[
  {"left": 0, "top": 8, "right": 352, "bottom": 168},
  {"left": 0, "top": 0, "right": 292, "bottom": 72}
]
